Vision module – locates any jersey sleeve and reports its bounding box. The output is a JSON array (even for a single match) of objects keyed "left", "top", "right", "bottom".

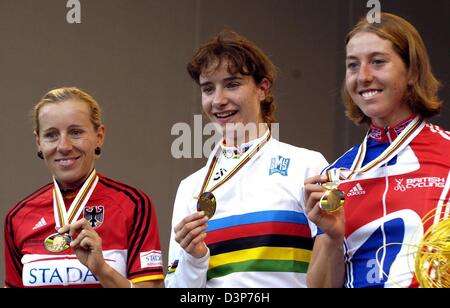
[
  {"left": 4, "top": 210, "right": 24, "bottom": 288},
  {"left": 299, "top": 150, "right": 329, "bottom": 237},
  {"left": 125, "top": 189, "right": 164, "bottom": 283},
  {"left": 165, "top": 178, "right": 209, "bottom": 288}
]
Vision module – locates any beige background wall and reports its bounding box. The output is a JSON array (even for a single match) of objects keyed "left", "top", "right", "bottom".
[{"left": 1, "top": 0, "right": 449, "bottom": 285}]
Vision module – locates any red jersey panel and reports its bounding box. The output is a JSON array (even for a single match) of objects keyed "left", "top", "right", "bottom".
[{"left": 327, "top": 122, "right": 450, "bottom": 288}]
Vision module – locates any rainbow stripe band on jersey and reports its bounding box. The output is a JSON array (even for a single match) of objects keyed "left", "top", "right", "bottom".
[{"left": 204, "top": 210, "right": 313, "bottom": 280}]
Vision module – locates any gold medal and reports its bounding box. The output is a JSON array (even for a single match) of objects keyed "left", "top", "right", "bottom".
[
  {"left": 47, "top": 169, "right": 98, "bottom": 253},
  {"left": 322, "top": 181, "right": 339, "bottom": 191},
  {"left": 197, "top": 192, "right": 216, "bottom": 219},
  {"left": 320, "top": 182, "right": 345, "bottom": 212},
  {"left": 44, "top": 233, "right": 72, "bottom": 253},
  {"left": 317, "top": 118, "right": 424, "bottom": 213},
  {"left": 195, "top": 130, "right": 271, "bottom": 220}
]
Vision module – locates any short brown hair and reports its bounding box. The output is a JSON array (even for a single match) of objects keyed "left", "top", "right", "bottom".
[
  {"left": 33, "top": 87, "right": 103, "bottom": 134},
  {"left": 343, "top": 13, "right": 442, "bottom": 125},
  {"left": 187, "top": 30, "right": 277, "bottom": 124}
]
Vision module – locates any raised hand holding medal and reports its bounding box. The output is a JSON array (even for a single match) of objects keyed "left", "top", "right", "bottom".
[
  {"left": 195, "top": 130, "right": 271, "bottom": 219},
  {"left": 319, "top": 169, "right": 346, "bottom": 213},
  {"left": 174, "top": 131, "right": 271, "bottom": 258},
  {"left": 44, "top": 233, "right": 73, "bottom": 253},
  {"left": 318, "top": 117, "right": 423, "bottom": 214},
  {"left": 44, "top": 169, "right": 99, "bottom": 253},
  {"left": 196, "top": 192, "right": 216, "bottom": 219}
]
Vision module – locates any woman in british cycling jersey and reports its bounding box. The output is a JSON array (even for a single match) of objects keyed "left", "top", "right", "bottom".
[{"left": 305, "top": 13, "right": 449, "bottom": 288}]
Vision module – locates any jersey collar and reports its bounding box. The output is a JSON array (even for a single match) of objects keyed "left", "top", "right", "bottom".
[
  {"left": 369, "top": 115, "right": 417, "bottom": 143},
  {"left": 220, "top": 126, "right": 270, "bottom": 159}
]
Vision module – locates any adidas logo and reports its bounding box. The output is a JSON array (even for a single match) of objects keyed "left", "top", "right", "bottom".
[
  {"left": 32, "top": 217, "right": 47, "bottom": 230},
  {"left": 347, "top": 183, "right": 366, "bottom": 197}
]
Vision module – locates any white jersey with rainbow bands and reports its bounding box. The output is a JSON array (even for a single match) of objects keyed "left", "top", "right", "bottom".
[{"left": 165, "top": 137, "right": 328, "bottom": 288}]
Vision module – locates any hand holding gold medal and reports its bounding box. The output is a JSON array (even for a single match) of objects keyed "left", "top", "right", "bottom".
[
  {"left": 194, "top": 130, "right": 271, "bottom": 219},
  {"left": 319, "top": 169, "right": 346, "bottom": 213},
  {"left": 44, "top": 169, "right": 99, "bottom": 253},
  {"left": 176, "top": 131, "right": 271, "bottom": 259},
  {"left": 319, "top": 182, "right": 346, "bottom": 213},
  {"left": 196, "top": 192, "right": 216, "bottom": 219}
]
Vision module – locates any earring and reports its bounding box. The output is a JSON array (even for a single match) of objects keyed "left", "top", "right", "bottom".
[
  {"left": 95, "top": 147, "right": 102, "bottom": 156},
  {"left": 37, "top": 151, "right": 44, "bottom": 160}
]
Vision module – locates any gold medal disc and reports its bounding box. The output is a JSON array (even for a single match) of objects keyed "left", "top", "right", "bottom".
[
  {"left": 320, "top": 183, "right": 346, "bottom": 213},
  {"left": 197, "top": 192, "right": 217, "bottom": 219},
  {"left": 322, "top": 181, "right": 339, "bottom": 190},
  {"left": 44, "top": 233, "right": 72, "bottom": 253}
]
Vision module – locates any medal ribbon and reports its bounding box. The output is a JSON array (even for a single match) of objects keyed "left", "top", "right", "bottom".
[
  {"left": 347, "top": 116, "right": 424, "bottom": 180},
  {"left": 326, "top": 116, "right": 424, "bottom": 183},
  {"left": 198, "top": 130, "right": 271, "bottom": 197},
  {"left": 326, "top": 168, "right": 343, "bottom": 183},
  {"left": 52, "top": 169, "right": 99, "bottom": 229}
]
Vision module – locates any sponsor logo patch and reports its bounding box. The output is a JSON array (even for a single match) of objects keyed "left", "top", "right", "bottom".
[
  {"left": 394, "top": 177, "right": 445, "bottom": 192},
  {"left": 269, "top": 156, "right": 290, "bottom": 176},
  {"left": 140, "top": 250, "right": 163, "bottom": 269}
]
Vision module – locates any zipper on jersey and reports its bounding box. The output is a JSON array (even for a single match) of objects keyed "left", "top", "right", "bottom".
[
  {"left": 381, "top": 126, "right": 391, "bottom": 284},
  {"left": 385, "top": 127, "right": 393, "bottom": 143}
]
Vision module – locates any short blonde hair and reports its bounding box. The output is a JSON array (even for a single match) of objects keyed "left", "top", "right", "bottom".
[{"left": 33, "top": 87, "right": 102, "bottom": 134}]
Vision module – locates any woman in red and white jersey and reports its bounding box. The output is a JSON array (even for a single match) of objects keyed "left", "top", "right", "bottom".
[
  {"left": 305, "top": 13, "right": 450, "bottom": 288},
  {"left": 4, "top": 87, "right": 164, "bottom": 288}
]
